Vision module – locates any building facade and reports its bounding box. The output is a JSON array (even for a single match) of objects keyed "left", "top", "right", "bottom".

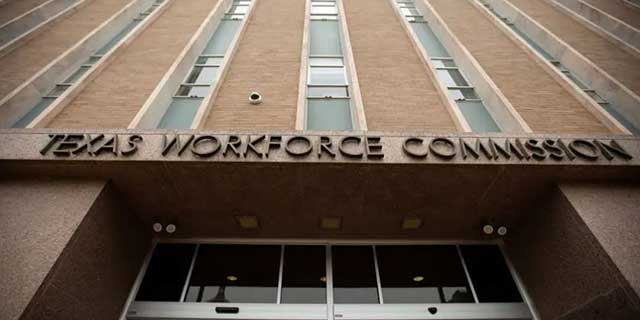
[{"left": 0, "top": 0, "right": 639, "bottom": 319}]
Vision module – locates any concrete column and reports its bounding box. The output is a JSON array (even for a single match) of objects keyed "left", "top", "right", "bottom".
[
  {"left": 505, "top": 183, "right": 640, "bottom": 319},
  {"left": 0, "top": 180, "right": 151, "bottom": 320}
]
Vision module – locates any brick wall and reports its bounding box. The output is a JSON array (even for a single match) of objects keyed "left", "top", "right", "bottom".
[
  {"left": 0, "top": 0, "right": 131, "bottom": 99},
  {"left": 507, "top": 0, "right": 640, "bottom": 98},
  {"left": 429, "top": 0, "right": 610, "bottom": 133},
  {"left": 202, "top": 0, "right": 305, "bottom": 130},
  {"left": 48, "top": 0, "right": 220, "bottom": 128},
  {"left": 343, "top": 0, "right": 457, "bottom": 132}
]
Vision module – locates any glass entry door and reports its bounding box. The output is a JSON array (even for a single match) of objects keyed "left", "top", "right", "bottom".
[{"left": 124, "top": 241, "right": 533, "bottom": 320}]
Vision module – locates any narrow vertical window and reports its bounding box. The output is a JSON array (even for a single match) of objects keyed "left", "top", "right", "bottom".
[
  {"left": 135, "top": 243, "right": 197, "bottom": 302},
  {"left": 480, "top": 0, "right": 639, "bottom": 135},
  {"left": 157, "top": 0, "right": 250, "bottom": 129},
  {"left": 332, "top": 246, "right": 379, "bottom": 303},
  {"left": 305, "top": 0, "right": 353, "bottom": 130},
  {"left": 281, "top": 245, "right": 327, "bottom": 303},
  {"left": 12, "top": 0, "right": 166, "bottom": 128},
  {"left": 393, "top": 0, "right": 500, "bottom": 132}
]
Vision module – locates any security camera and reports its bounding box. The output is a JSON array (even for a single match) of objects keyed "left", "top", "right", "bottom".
[{"left": 249, "top": 91, "right": 262, "bottom": 105}]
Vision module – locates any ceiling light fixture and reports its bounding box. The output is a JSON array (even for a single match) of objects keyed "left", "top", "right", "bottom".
[
  {"left": 226, "top": 275, "right": 238, "bottom": 281},
  {"left": 320, "top": 217, "right": 342, "bottom": 230},
  {"left": 482, "top": 224, "right": 494, "bottom": 235},
  {"left": 413, "top": 276, "right": 424, "bottom": 282},
  {"left": 235, "top": 216, "right": 259, "bottom": 229},
  {"left": 152, "top": 222, "right": 163, "bottom": 233},
  {"left": 497, "top": 226, "right": 508, "bottom": 236},
  {"left": 402, "top": 217, "right": 422, "bottom": 229},
  {"left": 165, "top": 223, "right": 177, "bottom": 234}
]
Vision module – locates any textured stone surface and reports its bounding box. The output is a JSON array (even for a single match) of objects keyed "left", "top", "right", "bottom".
[
  {"left": 505, "top": 185, "right": 640, "bottom": 319},
  {"left": 560, "top": 183, "right": 640, "bottom": 306},
  {"left": 506, "top": 0, "right": 640, "bottom": 98},
  {"left": 203, "top": 0, "right": 305, "bottom": 130},
  {"left": 48, "top": 0, "right": 221, "bottom": 128},
  {"left": 0, "top": 179, "right": 104, "bottom": 320},
  {"left": 428, "top": 0, "right": 610, "bottom": 134},
  {"left": 0, "top": 0, "right": 131, "bottom": 99},
  {"left": 19, "top": 182, "right": 151, "bottom": 320},
  {"left": 0, "top": 0, "right": 49, "bottom": 25},
  {"left": 343, "top": 0, "right": 456, "bottom": 132}
]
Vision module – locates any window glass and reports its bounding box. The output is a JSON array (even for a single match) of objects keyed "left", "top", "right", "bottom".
[
  {"left": 376, "top": 245, "right": 474, "bottom": 303},
  {"left": 332, "top": 246, "right": 379, "bottom": 303},
  {"left": 158, "top": 98, "right": 203, "bottom": 129},
  {"left": 47, "top": 85, "right": 70, "bottom": 97},
  {"left": 228, "top": 5, "right": 248, "bottom": 14},
  {"left": 13, "top": 98, "right": 54, "bottom": 128},
  {"left": 135, "top": 244, "right": 197, "bottom": 302},
  {"left": 281, "top": 246, "right": 327, "bottom": 303},
  {"left": 309, "top": 67, "right": 347, "bottom": 85},
  {"left": 63, "top": 66, "right": 90, "bottom": 83},
  {"left": 203, "top": 20, "right": 242, "bottom": 55},
  {"left": 460, "top": 245, "right": 523, "bottom": 303},
  {"left": 185, "top": 245, "right": 280, "bottom": 303},
  {"left": 431, "top": 59, "right": 457, "bottom": 68},
  {"left": 185, "top": 66, "right": 219, "bottom": 84},
  {"left": 196, "top": 56, "right": 224, "bottom": 65},
  {"left": 310, "top": 15, "right": 338, "bottom": 20},
  {"left": 310, "top": 20, "right": 342, "bottom": 55},
  {"left": 400, "top": 7, "right": 420, "bottom": 16},
  {"left": 308, "top": 86, "right": 349, "bottom": 98},
  {"left": 176, "top": 85, "right": 211, "bottom": 98},
  {"left": 436, "top": 69, "right": 469, "bottom": 87},
  {"left": 456, "top": 100, "right": 501, "bottom": 133},
  {"left": 307, "top": 99, "right": 352, "bottom": 130},
  {"left": 410, "top": 23, "right": 449, "bottom": 57},
  {"left": 311, "top": 6, "right": 337, "bottom": 15},
  {"left": 309, "top": 57, "right": 343, "bottom": 67},
  {"left": 447, "top": 88, "right": 478, "bottom": 101}
]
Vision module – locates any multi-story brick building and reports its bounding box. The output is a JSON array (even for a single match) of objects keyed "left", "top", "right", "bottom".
[{"left": 0, "top": 0, "right": 639, "bottom": 319}]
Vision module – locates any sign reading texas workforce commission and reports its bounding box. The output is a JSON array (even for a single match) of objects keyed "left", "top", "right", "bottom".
[{"left": 36, "top": 133, "right": 634, "bottom": 163}]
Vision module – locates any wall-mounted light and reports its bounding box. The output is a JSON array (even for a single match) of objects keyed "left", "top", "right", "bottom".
[
  {"left": 152, "top": 222, "right": 163, "bottom": 233},
  {"left": 249, "top": 91, "right": 262, "bottom": 105},
  {"left": 166, "top": 223, "right": 177, "bottom": 234},
  {"left": 497, "top": 226, "right": 508, "bottom": 236}
]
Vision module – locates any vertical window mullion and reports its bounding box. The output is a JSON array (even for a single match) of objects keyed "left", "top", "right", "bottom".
[
  {"left": 326, "top": 245, "right": 334, "bottom": 320},
  {"left": 456, "top": 244, "right": 479, "bottom": 303},
  {"left": 180, "top": 243, "right": 200, "bottom": 302},
  {"left": 277, "top": 245, "right": 285, "bottom": 304},
  {"left": 372, "top": 245, "right": 384, "bottom": 304}
]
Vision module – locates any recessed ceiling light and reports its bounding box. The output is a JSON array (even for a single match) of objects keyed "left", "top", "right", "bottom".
[
  {"left": 402, "top": 217, "right": 422, "bottom": 229},
  {"left": 413, "top": 276, "right": 424, "bottom": 282},
  {"left": 165, "top": 223, "right": 177, "bottom": 234},
  {"left": 226, "top": 275, "right": 238, "bottom": 281},
  {"left": 236, "top": 216, "right": 259, "bottom": 229},
  {"left": 482, "top": 224, "right": 494, "bottom": 235},
  {"left": 497, "top": 226, "right": 508, "bottom": 236},
  {"left": 320, "top": 217, "right": 341, "bottom": 230},
  {"left": 152, "top": 222, "right": 163, "bottom": 233},
  {"left": 320, "top": 276, "right": 327, "bottom": 283}
]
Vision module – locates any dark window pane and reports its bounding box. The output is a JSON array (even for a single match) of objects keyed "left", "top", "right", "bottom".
[
  {"left": 460, "top": 245, "right": 523, "bottom": 303},
  {"left": 135, "top": 243, "right": 196, "bottom": 302},
  {"left": 281, "top": 246, "right": 326, "bottom": 303},
  {"left": 185, "top": 245, "right": 280, "bottom": 303},
  {"left": 332, "top": 246, "right": 379, "bottom": 304},
  {"left": 376, "top": 245, "right": 473, "bottom": 303}
]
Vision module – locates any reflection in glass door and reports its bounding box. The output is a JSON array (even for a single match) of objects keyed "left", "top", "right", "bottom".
[{"left": 125, "top": 242, "right": 533, "bottom": 320}]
